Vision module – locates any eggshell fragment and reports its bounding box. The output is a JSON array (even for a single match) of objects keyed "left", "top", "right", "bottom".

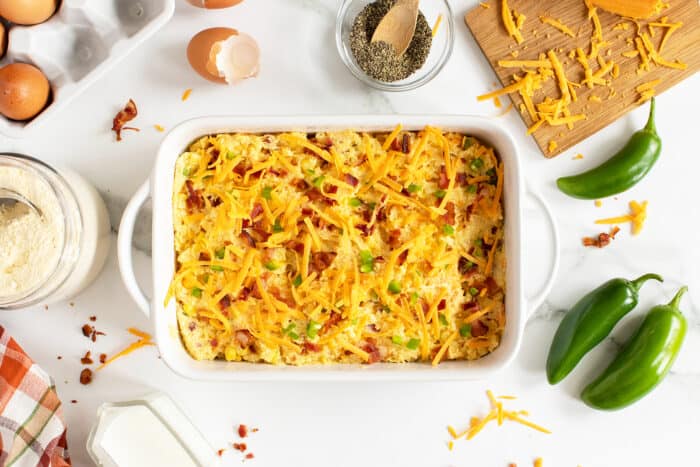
[
  {"left": 185, "top": 0, "right": 244, "bottom": 9},
  {"left": 215, "top": 33, "right": 260, "bottom": 83},
  {"left": 187, "top": 27, "right": 238, "bottom": 84},
  {"left": 0, "top": 0, "right": 57, "bottom": 25},
  {"left": 0, "top": 63, "right": 50, "bottom": 120}
]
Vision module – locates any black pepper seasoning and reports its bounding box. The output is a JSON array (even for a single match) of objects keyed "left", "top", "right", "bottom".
[{"left": 350, "top": 0, "right": 432, "bottom": 83}]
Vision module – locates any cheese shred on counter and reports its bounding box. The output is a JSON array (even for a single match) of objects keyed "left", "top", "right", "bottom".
[{"left": 167, "top": 128, "right": 506, "bottom": 365}]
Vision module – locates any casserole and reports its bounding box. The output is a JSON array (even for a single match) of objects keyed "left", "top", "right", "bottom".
[{"left": 118, "top": 115, "right": 559, "bottom": 381}]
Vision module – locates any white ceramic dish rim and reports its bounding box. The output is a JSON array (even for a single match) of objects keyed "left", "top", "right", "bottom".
[{"left": 118, "top": 115, "right": 559, "bottom": 381}]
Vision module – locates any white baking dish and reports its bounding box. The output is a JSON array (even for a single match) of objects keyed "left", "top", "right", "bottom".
[
  {"left": 0, "top": 0, "right": 175, "bottom": 138},
  {"left": 118, "top": 115, "right": 559, "bottom": 381}
]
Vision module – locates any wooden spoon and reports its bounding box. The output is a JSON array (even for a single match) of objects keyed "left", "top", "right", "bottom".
[{"left": 371, "top": 0, "right": 420, "bottom": 56}]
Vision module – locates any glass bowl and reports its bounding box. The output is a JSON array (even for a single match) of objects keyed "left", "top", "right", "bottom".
[{"left": 336, "top": 0, "right": 454, "bottom": 92}]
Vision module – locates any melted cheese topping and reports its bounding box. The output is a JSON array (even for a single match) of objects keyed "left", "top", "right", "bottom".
[{"left": 169, "top": 128, "right": 506, "bottom": 365}]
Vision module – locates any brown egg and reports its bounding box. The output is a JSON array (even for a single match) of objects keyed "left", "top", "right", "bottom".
[
  {"left": 0, "top": 0, "right": 57, "bottom": 25},
  {"left": 187, "top": 27, "right": 238, "bottom": 83},
  {"left": 185, "top": 0, "right": 244, "bottom": 9},
  {"left": 0, "top": 23, "right": 6, "bottom": 59},
  {"left": 0, "top": 63, "right": 50, "bottom": 120}
]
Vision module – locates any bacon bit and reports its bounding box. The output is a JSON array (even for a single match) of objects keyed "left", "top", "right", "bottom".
[
  {"left": 321, "top": 312, "right": 342, "bottom": 334},
  {"left": 396, "top": 249, "right": 409, "bottom": 266},
  {"left": 188, "top": 322, "right": 196, "bottom": 331},
  {"left": 249, "top": 282, "right": 263, "bottom": 300},
  {"left": 210, "top": 338, "right": 218, "bottom": 348},
  {"left": 57, "top": 356, "right": 62, "bottom": 360},
  {"left": 217, "top": 449, "right": 225, "bottom": 457},
  {"left": 99, "top": 353, "right": 107, "bottom": 364},
  {"left": 81, "top": 351, "right": 93, "bottom": 365},
  {"left": 239, "top": 231, "right": 256, "bottom": 248},
  {"left": 326, "top": 184, "right": 339, "bottom": 194},
  {"left": 219, "top": 295, "right": 232, "bottom": 310},
  {"left": 71, "top": 400, "right": 78, "bottom": 404},
  {"left": 235, "top": 330, "right": 254, "bottom": 348},
  {"left": 387, "top": 229, "right": 402, "bottom": 248},
  {"left": 302, "top": 341, "right": 321, "bottom": 353},
  {"left": 459, "top": 257, "right": 475, "bottom": 275},
  {"left": 233, "top": 443, "right": 247, "bottom": 452},
  {"left": 310, "top": 252, "right": 337, "bottom": 274},
  {"left": 184, "top": 180, "right": 205, "bottom": 212},
  {"left": 362, "top": 338, "right": 382, "bottom": 364},
  {"left": 470, "top": 320, "right": 488, "bottom": 337},
  {"left": 97, "top": 328, "right": 154, "bottom": 371},
  {"left": 442, "top": 202, "right": 456, "bottom": 225},
  {"left": 344, "top": 173, "right": 359, "bottom": 187},
  {"left": 82, "top": 324, "right": 93, "bottom": 337},
  {"left": 438, "top": 299, "right": 447, "bottom": 310},
  {"left": 245, "top": 453, "right": 254, "bottom": 460},
  {"left": 89, "top": 315, "right": 96, "bottom": 322},
  {"left": 112, "top": 99, "right": 139, "bottom": 141},
  {"left": 401, "top": 133, "right": 411, "bottom": 153},
  {"left": 198, "top": 252, "right": 211, "bottom": 261},
  {"left": 250, "top": 203, "right": 263, "bottom": 220},
  {"left": 438, "top": 166, "right": 449, "bottom": 189},
  {"left": 181, "top": 88, "right": 192, "bottom": 101},
  {"left": 455, "top": 172, "right": 468, "bottom": 186},
  {"left": 91, "top": 330, "right": 106, "bottom": 342},
  {"left": 582, "top": 226, "right": 620, "bottom": 248},
  {"left": 238, "top": 424, "right": 248, "bottom": 438},
  {"left": 80, "top": 368, "right": 93, "bottom": 385}
]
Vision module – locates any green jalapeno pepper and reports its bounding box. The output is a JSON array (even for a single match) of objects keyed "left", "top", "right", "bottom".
[
  {"left": 557, "top": 98, "right": 661, "bottom": 199},
  {"left": 546, "top": 273, "right": 663, "bottom": 385},
  {"left": 581, "top": 286, "right": 688, "bottom": 410}
]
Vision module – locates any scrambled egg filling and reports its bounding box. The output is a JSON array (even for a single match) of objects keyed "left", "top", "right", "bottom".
[{"left": 169, "top": 127, "right": 505, "bottom": 365}]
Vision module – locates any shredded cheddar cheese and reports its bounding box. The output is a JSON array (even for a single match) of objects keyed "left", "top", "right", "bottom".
[
  {"left": 97, "top": 328, "right": 154, "bottom": 370},
  {"left": 539, "top": 16, "right": 575, "bottom": 37},
  {"left": 595, "top": 200, "right": 648, "bottom": 235},
  {"left": 432, "top": 15, "right": 443, "bottom": 36},
  {"left": 448, "top": 390, "right": 551, "bottom": 445},
  {"left": 181, "top": 88, "right": 192, "bottom": 101},
  {"left": 501, "top": 0, "right": 524, "bottom": 44}
]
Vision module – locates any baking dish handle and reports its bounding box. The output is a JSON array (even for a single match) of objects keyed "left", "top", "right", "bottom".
[
  {"left": 524, "top": 186, "right": 560, "bottom": 313},
  {"left": 117, "top": 181, "right": 151, "bottom": 316}
]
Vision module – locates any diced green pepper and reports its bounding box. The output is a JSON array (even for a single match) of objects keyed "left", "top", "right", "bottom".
[
  {"left": 407, "top": 183, "right": 422, "bottom": 193},
  {"left": 306, "top": 320, "right": 322, "bottom": 339},
  {"left": 292, "top": 275, "right": 302, "bottom": 287},
  {"left": 470, "top": 158, "right": 484, "bottom": 171},
  {"left": 407, "top": 338, "right": 421, "bottom": 350},
  {"left": 272, "top": 220, "right": 284, "bottom": 233},
  {"left": 349, "top": 197, "right": 362, "bottom": 207},
  {"left": 182, "top": 167, "right": 191, "bottom": 177},
  {"left": 439, "top": 313, "right": 448, "bottom": 326},
  {"left": 392, "top": 335, "right": 403, "bottom": 345},
  {"left": 359, "top": 250, "right": 374, "bottom": 273},
  {"left": 460, "top": 324, "right": 472, "bottom": 337},
  {"left": 469, "top": 287, "right": 479, "bottom": 296},
  {"left": 388, "top": 280, "right": 402, "bottom": 294},
  {"left": 410, "top": 292, "right": 419, "bottom": 305},
  {"left": 434, "top": 189, "right": 447, "bottom": 199},
  {"left": 261, "top": 186, "right": 272, "bottom": 200},
  {"left": 215, "top": 248, "right": 226, "bottom": 260},
  {"left": 312, "top": 175, "right": 325, "bottom": 188},
  {"left": 463, "top": 137, "right": 473, "bottom": 150},
  {"left": 191, "top": 287, "right": 202, "bottom": 298},
  {"left": 264, "top": 261, "right": 280, "bottom": 271},
  {"left": 467, "top": 184, "right": 478, "bottom": 194},
  {"left": 210, "top": 265, "right": 224, "bottom": 272},
  {"left": 226, "top": 151, "right": 236, "bottom": 160},
  {"left": 443, "top": 224, "right": 455, "bottom": 236}
]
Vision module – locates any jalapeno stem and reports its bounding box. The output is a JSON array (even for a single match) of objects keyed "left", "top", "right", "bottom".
[
  {"left": 644, "top": 98, "right": 657, "bottom": 134},
  {"left": 629, "top": 273, "right": 663, "bottom": 291},
  {"left": 668, "top": 286, "right": 688, "bottom": 309}
]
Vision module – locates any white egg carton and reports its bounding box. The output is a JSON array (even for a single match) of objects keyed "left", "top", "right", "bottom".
[{"left": 0, "top": 0, "right": 175, "bottom": 139}]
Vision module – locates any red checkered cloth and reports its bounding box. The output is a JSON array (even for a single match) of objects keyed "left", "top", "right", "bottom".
[{"left": 0, "top": 326, "right": 71, "bottom": 467}]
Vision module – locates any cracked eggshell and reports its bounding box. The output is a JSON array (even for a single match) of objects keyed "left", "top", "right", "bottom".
[
  {"left": 185, "top": 0, "right": 244, "bottom": 9},
  {"left": 0, "top": 0, "right": 57, "bottom": 26},
  {"left": 187, "top": 27, "right": 238, "bottom": 84}
]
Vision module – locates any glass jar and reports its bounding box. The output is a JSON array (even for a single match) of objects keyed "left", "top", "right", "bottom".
[{"left": 0, "top": 153, "right": 111, "bottom": 309}]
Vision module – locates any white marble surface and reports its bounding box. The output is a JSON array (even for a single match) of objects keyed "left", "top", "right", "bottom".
[{"left": 2, "top": 1, "right": 699, "bottom": 466}]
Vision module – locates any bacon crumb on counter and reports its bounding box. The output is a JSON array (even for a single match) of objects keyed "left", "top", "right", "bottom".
[
  {"left": 238, "top": 424, "right": 248, "bottom": 438},
  {"left": 245, "top": 453, "right": 255, "bottom": 460},
  {"left": 217, "top": 449, "right": 225, "bottom": 457},
  {"left": 112, "top": 99, "right": 139, "bottom": 141},
  {"left": 99, "top": 353, "right": 107, "bottom": 364},
  {"left": 57, "top": 356, "right": 62, "bottom": 360},
  {"left": 82, "top": 324, "right": 93, "bottom": 337},
  {"left": 79, "top": 368, "right": 93, "bottom": 385},
  {"left": 71, "top": 400, "right": 77, "bottom": 404},
  {"left": 80, "top": 351, "right": 93, "bottom": 365},
  {"left": 582, "top": 226, "right": 620, "bottom": 248},
  {"left": 89, "top": 315, "right": 96, "bottom": 321}
]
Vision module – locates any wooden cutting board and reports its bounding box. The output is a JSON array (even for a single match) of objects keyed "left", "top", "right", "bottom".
[{"left": 465, "top": 0, "right": 700, "bottom": 157}]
